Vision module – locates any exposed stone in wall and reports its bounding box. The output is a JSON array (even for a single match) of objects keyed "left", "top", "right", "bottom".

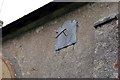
[
  {"left": 2, "top": 3, "right": 118, "bottom": 78},
  {"left": 93, "top": 20, "right": 118, "bottom": 78}
]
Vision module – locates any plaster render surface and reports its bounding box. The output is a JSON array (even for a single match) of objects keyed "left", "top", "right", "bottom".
[{"left": 2, "top": 2, "right": 118, "bottom": 78}]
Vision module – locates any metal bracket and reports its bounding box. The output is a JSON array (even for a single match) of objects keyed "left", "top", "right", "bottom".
[{"left": 55, "top": 20, "right": 78, "bottom": 51}]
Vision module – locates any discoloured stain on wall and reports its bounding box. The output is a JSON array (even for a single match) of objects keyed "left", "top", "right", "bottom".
[{"left": 2, "top": 2, "right": 118, "bottom": 78}]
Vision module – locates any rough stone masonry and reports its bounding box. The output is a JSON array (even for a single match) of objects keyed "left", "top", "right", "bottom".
[{"left": 2, "top": 2, "right": 118, "bottom": 78}]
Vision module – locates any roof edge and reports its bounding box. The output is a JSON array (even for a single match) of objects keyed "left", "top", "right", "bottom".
[{"left": 2, "top": 2, "right": 89, "bottom": 42}]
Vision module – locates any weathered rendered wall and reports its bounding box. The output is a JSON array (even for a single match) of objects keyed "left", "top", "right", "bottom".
[{"left": 2, "top": 2, "right": 118, "bottom": 78}]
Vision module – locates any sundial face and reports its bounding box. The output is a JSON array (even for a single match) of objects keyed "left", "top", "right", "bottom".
[{"left": 55, "top": 20, "right": 78, "bottom": 51}]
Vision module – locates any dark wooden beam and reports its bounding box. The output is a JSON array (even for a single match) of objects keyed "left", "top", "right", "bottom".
[{"left": 2, "top": 2, "right": 88, "bottom": 42}]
